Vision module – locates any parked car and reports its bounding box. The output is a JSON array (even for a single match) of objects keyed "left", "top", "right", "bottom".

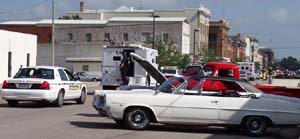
[
  {"left": 93, "top": 75, "right": 300, "bottom": 136},
  {"left": 296, "top": 71, "right": 300, "bottom": 79},
  {"left": 74, "top": 72, "right": 101, "bottom": 82},
  {"left": 240, "top": 70, "right": 249, "bottom": 81},
  {"left": 0, "top": 66, "right": 87, "bottom": 107},
  {"left": 161, "top": 67, "right": 183, "bottom": 78}
]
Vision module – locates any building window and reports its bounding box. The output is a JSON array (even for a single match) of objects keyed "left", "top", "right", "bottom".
[
  {"left": 68, "top": 33, "right": 73, "bottom": 41},
  {"left": 86, "top": 33, "right": 92, "bottom": 42},
  {"left": 162, "top": 33, "right": 169, "bottom": 42},
  {"left": 141, "top": 32, "right": 150, "bottom": 42},
  {"left": 104, "top": 33, "right": 110, "bottom": 41},
  {"left": 209, "top": 33, "right": 217, "bottom": 44},
  {"left": 26, "top": 53, "right": 30, "bottom": 67},
  {"left": 82, "top": 65, "right": 89, "bottom": 71},
  {"left": 8, "top": 52, "right": 12, "bottom": 77},
  {"left": 123, "top": 33, "right": 129, "bottom": 41}
]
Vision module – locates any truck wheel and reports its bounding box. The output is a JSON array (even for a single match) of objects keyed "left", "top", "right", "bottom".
[
  {"left": 242, "top": 116, "right": 267, "bottom": 136},
  {"left": 124, "top": 108, "right": 150, "bottom": 130},
  {"left": 53, "top": 90, "right": 64, "bottom": 107},
  {"left": 76, "top": 89, "right": 86, "bottom": 104},
  {"left": 7, "top": 100, "right": 18, "bottom": 107}
]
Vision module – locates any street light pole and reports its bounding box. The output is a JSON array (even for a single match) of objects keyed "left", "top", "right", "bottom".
[
  {"left": 152, "top": 12, "right": 159, "bottom": 49},
  {"left": 193, "top": 29, "right": 199, "bottom": 64},
  {"left": 52, "top": 0, "right": 55, "bottom": 66}
]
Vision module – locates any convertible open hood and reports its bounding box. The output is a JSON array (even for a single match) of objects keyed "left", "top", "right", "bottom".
[{"left": 130, "top": 53, "right": 167, "bottom": 84}]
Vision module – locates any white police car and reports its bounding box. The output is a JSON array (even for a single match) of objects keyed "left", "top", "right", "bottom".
[{"left": 0, "top": 66, "right": 87, "bottom": 107}]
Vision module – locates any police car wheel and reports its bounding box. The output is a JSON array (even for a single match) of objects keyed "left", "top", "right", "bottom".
[
  {"left": 53, "top": 90, "right": 64, "bottom": 107},
  {"left": 76, "top": 89, "right": 86, "bottom": 104},
  {"left": 7, "top": 100, "right": 18, "bottom": 107}
]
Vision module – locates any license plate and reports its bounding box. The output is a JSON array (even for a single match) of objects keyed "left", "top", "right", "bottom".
[{"left": 19, "top": 83, "right": 29, "bottom": 89}]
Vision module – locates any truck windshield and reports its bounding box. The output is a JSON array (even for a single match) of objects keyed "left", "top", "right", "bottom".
[
  {"left": 185, "top": 66, "right": 202, "bottom": 71},
  {"left": 203, "top": 66, "right": 214, "bottom": 76},
  {"left": 161, "top": 69, "right": 176, "bottom": 74},
  {"left": 14, "top": 68, "right": 54, "bottom": 79},
  {"left": 159, "top": 77, "right": 185, "bottom": 93}
]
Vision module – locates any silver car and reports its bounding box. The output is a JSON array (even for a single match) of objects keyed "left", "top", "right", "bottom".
[{"left": 74, "top": 72, "right": 101, "bottom": 82}]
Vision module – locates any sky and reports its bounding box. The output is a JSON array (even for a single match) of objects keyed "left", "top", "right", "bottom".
[{"left": 0, "top": 0, "right": 300, "bottom": 59}]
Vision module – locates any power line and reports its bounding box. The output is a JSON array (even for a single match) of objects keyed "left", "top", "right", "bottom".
[{"left": 0, "top": 0, "right": 49, "bottom": 15}]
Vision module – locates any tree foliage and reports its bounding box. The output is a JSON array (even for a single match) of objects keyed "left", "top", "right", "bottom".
[
  {"left": 155, "top": 39, "right": 190, "bottom": 69},
  {"left": 200, "top": 48, "right": 218, "bottom": 65},
  {"left": 58, "top": 14, "right": 82, "bottom": 20},
  {"left": 279, "top": 56, "right": 300, "bottom": 70}
]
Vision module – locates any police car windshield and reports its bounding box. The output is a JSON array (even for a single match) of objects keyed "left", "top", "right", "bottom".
[{"left": 14, "top": 68, "right": 54, "bottom": 79}]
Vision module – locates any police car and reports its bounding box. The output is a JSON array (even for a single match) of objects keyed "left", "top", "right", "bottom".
[{"left": 0, "top": 66, "right": 87, "bottom": 107}]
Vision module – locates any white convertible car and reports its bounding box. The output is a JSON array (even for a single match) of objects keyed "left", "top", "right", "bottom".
[
  {"left": 93, "top": 76, "right": 300, "bottom": 136},
  {"left": 1, "top": 66, "right": 87, "bottom": 107},
  {"left": 93, "top": 53, "right": 300, "bottom": 136}
]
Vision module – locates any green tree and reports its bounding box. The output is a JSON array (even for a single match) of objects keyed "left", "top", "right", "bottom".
[
  {"left": 200, "top": 48, "right": 218, "bottom": 65},
  {"left": 58, "top": 14, "right": 82, "bottom": 20},
  {"left": 155, "top": 39, "right": 190, "bottom": 69},
  {"left": 279, "top": 56, "right": 300, "bottom": 70},
  {"left": 254, "top": 62, "right": 261, "bottom": 70}
]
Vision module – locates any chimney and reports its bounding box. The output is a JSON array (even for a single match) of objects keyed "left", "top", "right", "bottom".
[{"left": 80, "top": 1, "right": 84, "bottom": 12}]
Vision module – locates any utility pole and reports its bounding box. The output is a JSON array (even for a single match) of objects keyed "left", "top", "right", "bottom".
[
  {"left": 52, "top": 0, "right": 55, "bottom": 66},
  {"left": 152, "top": 12, "right": 159, "bottom": 49}
]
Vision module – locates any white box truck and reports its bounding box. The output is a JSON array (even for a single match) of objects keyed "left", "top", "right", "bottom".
[
  {"left": 237, "top": 62, "right": 255, "bottom": 80},
  {"left": 101, "top": 44, "right": 159, "bottom": 90}
]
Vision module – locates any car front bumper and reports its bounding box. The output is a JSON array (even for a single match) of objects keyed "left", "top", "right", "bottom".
[
  {"left": 92, "top": 98, "right": 112, "bottom": 118},
  {"left": 0, "top": 89, "right": 57, "bottom": 101}
]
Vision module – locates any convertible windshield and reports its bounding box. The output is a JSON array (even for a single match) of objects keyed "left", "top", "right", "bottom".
[
  {"left": 238, "top": 81, "right": 263, "bottom": 93},
  {"left": 14, "top": 68, "right": 54, "bottom": 79},
  {"left": 159, "top": 77, "right": 185, "bottom": 93}
]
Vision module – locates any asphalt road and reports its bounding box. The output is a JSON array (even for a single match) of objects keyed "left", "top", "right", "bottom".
[{"left": 0, "top": 94, "right": 299, "bottom": 139}]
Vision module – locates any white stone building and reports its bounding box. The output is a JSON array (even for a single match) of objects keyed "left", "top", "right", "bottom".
[
  {"left": 67, "top": 3, "right": 210, "bottom": 56},
  {"left": 0, "top": 30, "right": 37, "bottom": 81}
]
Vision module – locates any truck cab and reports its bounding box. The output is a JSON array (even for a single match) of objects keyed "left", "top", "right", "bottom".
[{"left": 203, "top": 62, "right": 240, "bottom": 79}]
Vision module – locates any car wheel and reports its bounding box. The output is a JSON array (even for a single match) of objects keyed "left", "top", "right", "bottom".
[
  {"left": 124, "top": 108, "right": 150, "bottom": 130},
  {"left": 76, "top": 89, "right": 86, "bottom": 104},
  {"left": 7, "top": 100, "right": 18, "bottom": 107},
  {"left": 114, "top": 119, "right": 125, "bottom": 127},
  {"left": 92, "top": 78, "right": 97, "bottom": 82},
  {"left": 53, "top": 90, "right": 64, "bottom": 107},
  {"left": 242, "top": 116, "right": 267, "bottom": 136}
]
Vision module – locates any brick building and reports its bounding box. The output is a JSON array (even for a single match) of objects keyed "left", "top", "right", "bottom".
[
  {"left": 230, "top": 35, "right": 246, "bottom": 60},
  {"left": 208, "top": 19, "right": 233, "bottom": 60}
]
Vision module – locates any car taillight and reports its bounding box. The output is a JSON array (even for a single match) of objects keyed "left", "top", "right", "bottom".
[
  {"left": 2, "top": 80, "right": 8, "bottom": 89},
  {"left": 40, "top": 81, "right": 50, "bottom": 90}
]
